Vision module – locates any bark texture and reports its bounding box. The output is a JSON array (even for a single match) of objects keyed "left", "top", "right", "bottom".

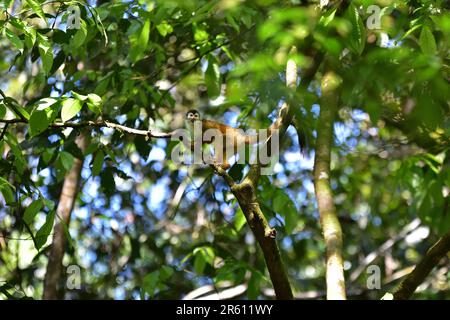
[
  {"left": 43, "top": 133, "right": 87, "bottom": 299},
  {"left": 313, "top": 70, "right": 347, "bottom": 300}
]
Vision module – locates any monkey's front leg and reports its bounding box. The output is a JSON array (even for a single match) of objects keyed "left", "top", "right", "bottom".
[
  {"left": 214, "top": 147, "right": 230, "bottom": 170},
  {"left": 204, "top": 151, "right": 230, "bottom": 170}
]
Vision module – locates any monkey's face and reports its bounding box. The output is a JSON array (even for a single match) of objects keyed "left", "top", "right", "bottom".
[{"left": 186, "top": 109, "right": 201, "bottom": 123}]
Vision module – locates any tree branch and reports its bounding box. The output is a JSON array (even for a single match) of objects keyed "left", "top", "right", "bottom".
[
  {"left": 392, "top": 230, "right": 450, "bottom": 300},
  {"left": 209, "top": 49, "right": 304, "bottom": 300},
  {"left": 209, "top": 47, "right": 325, "bottom": 299},
  {"left": 0, "top": 118, "right": 174, "bottom": 139}
]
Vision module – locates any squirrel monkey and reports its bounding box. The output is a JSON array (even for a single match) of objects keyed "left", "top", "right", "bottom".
[{"left": 185, "top": 109, "right": 274, "bottom": 170}]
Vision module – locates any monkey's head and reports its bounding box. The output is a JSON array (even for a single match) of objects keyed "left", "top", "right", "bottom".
[{"left": 186, "top": 109, "right": 201, "bottom": 122}]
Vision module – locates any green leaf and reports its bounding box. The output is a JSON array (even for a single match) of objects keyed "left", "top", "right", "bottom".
[
  {"left": 159, "top": 266, "right": 174, "bottom": 280},
  {"left": 69, "top": 20, "right": 87, "bottom": 50},
  {"left": 35, "top": 97, "right": 58, "bottom": 110},
  {"left": 366, "top": 101, "right": 381, "bottom": 124},
  {"left": 4, "top": 133, "right": 26, "bottom": 173},
  {"left": 7, "top": 16, "right": 25, "bottom": 30},
  {"left": 57, "top": 213, "right": 74, "bottom": 250},
  {"left": 202, "top": 247, "right": 215, "bottom": 265},
  {"left": 129, "top": 19, "right": 150, "bottom": 63},
  {"left": 29, "top": 109, "right": 50, "bottom": 137},
  {"left": 5, "top": 28, "right": 24, "bottom": 51},
  {"left": 273, "top": 190, "right": 297, "bottom": 234},
  {"left": 14, "top": 104, "right": 30, "bottom": 120},
  {"left": 345, "top": 4, "right": 365, "bottom": 55},
  {"left": 247, "top": 272, "right": 261, "bottom": 299},
  {"left": 194, "top": 251, "right": 206, "bottom": 274},
  {"left": 205, "top": 57, "right": 221, "bottom": 98},
  {"left": 419, "top": 26, "right": 437, "bottom": 55},
  {"left": 156, "top": 21, "right": 173, "bottom": 37},
  {"left": 399, "top": 24, "right": 422, "bottom": 41},
  {"left": 59, "top": 151, "right": 75, "bottom": 171},
  {"left": 72, "top": 92, "right": 88, "bottom": 101},
  {"left": 319, "top": 8, "right": 336, "bottom": 27},
  {"left": 61, "top": 98, "right": 82, "bottom": 122},
  {"left": 0, "top": 177, "right": 15, "bottom": 204},
  {"left": 226, "top": 14, "right": 240, "bottom": 32},
  {"left": 193, "top": 24, "right": 209, "bottom": 43},
  {"left": 142, "top": 271, "right": 159, "bottom": 297},
  {"left": 23, "top": 199, "right": 43, "bottom": 225},
  {"left": 87, "top": 93, "right": 102, "bottom": 114},
  {"left": 2, "top": 0, "right": 13, "bottom": 11},
  {"left": 92, "top": 150, "right": 104, "bottom": 176},
  {"left": 25, "top": 0, "right": 46, "bottom": 23},
  {"left": 194, "top": 246, "right": 215, "bottom": 271},
  {"left": 34, "top": 98, "right": 59, "bottom": 123},
  {"left": 100, "top": 168, "right": 116, "bottom": 196},
  {"left": 24, "top": 26, "right": 37, "bottom": 49},
  {"left": 44, "top": 199, "right": 55, "bottom": 211},
  {"left": 134, "top": 135, "right": 151, "bottom": 158},
  {"left": 38, "top": 40, "right": 53, "bottom": 75},
  {"left": 87, "top": 93, "right": 101, "bottom": 105},
  {"left": 234, "top": 207, "right": 246, "bottom": 231},
  {"left": 94, "top": 76, "right": 110, "bottom": 96},
  {"left": 138, "top": 19, "right": 151, "bottom": 49},
  {"left": 90, "top": 6, "right": 108, "bottom": 45},
  {"left": 0, "top": 103, "right": 6, "bottom": 118},
  {"left": 180, "top": 253, "right": 192, "bottom": 265},
  {"left": 34, "top": 211, "right": 55, "bottom": 250}
]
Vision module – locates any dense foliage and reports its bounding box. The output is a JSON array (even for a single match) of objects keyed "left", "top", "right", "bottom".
[{"left": 0, "top": 0, "right": 449, "bottom": 299}]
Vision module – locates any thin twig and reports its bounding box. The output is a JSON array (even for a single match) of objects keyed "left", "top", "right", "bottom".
[{"left": 0, "top": 118, "right": 175, "bottom": 138}]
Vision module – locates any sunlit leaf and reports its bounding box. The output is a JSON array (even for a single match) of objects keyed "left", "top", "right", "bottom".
[
  {"left": 345, "top": 4, "right": 365, "bottom": 55},
  {"left": 419, "top": 26, "right": 437, "bottom": 55},
  {"left": 234, "top": 207, "right": 246, "bottom": 231},
  {"left": 38, "top": 39, "right": 53, "bottom": 75},
  {"left": 205, "top": 56, "right": 220, "bottom": 98},
  {"left": 156, "top": 21, "right": 173, "bottom": 36},
  {"left": 34, "top": 211, "right": 55, "bottom": 250},
  {"left": 5, "top": 28, "right": 24, "bottom": 51},
  {"left": 61, "top": 98, "right": 82, "bottom": 122},
  {"left": 130, "top": 19, "right": 150, "bottom": 63},
  {"left": 25, "top": 0, "right": 46, "bottom": 23}
]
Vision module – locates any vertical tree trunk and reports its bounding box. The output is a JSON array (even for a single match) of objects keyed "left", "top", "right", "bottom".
[
  {"left": 313, "top": 70, "right": 347, "bottom": 300},
  {"left": 43, "top": 133, "right": 87, "bottom": 299}
]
